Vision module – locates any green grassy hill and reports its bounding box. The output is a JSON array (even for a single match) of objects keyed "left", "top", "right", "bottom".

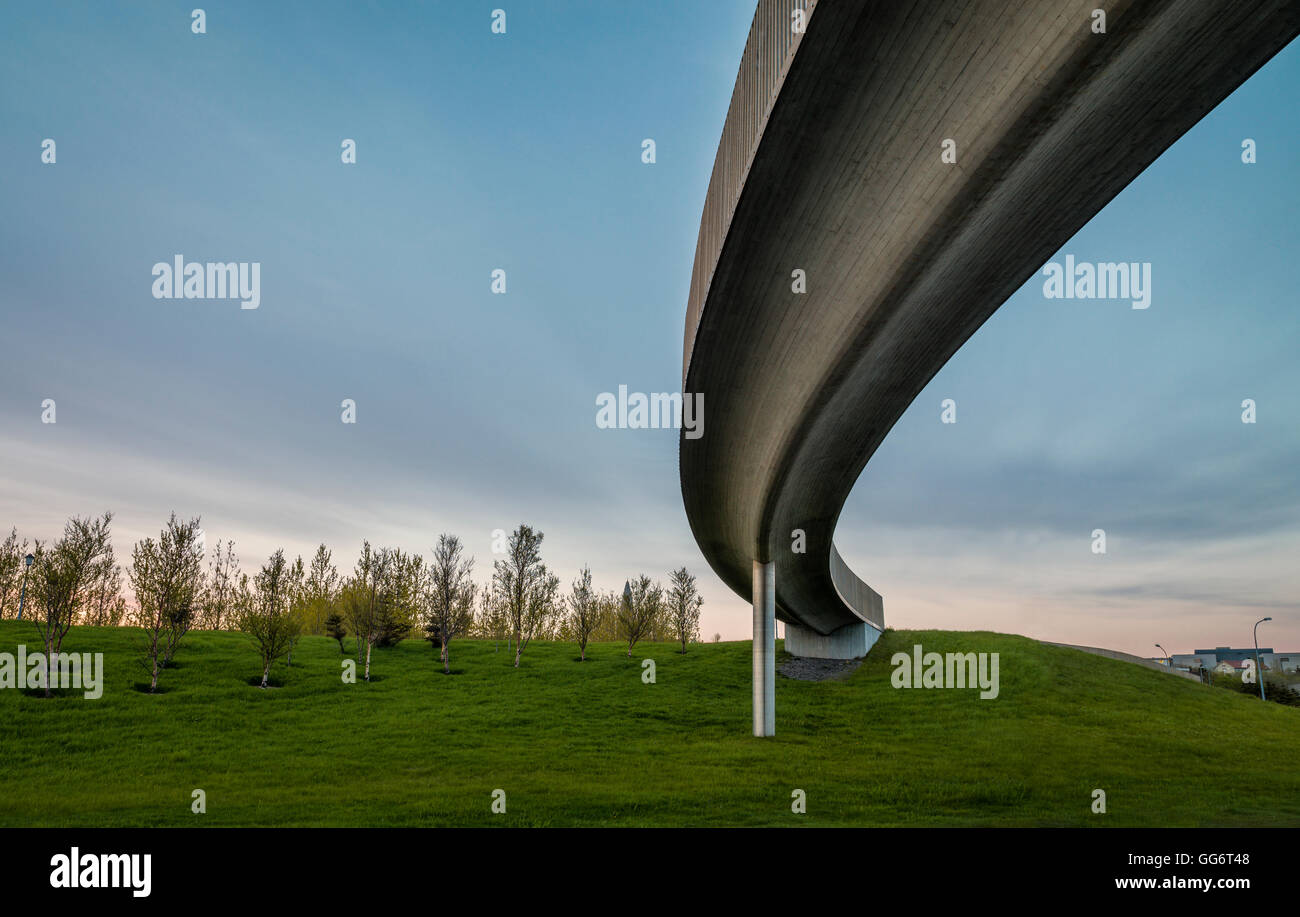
[{"left": 2, "top": 621, "right": 1297, "bottom": 826}]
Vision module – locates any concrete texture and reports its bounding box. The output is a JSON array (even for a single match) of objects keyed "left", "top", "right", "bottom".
[
  {"left": 785, "top": 619, "right": 882, "bottom": 660},
  {"left": 753, "top": 560, "right": 775, "bottom": 736},
  {"left": 681, "top": 0, "right": 1300, "bottom": 647}
]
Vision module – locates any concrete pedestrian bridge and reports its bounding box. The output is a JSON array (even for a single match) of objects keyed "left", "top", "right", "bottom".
[{"left": 678, "top": 0, "right": 1299, "bottom": 734}]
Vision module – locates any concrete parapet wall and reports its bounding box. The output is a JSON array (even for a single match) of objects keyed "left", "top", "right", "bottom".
[
  {"left": 1044, "top": 642, "right": 1202, "bottom": 682},
  {"left": 785, "top": 620, "right": 882, "bottom": 660}
]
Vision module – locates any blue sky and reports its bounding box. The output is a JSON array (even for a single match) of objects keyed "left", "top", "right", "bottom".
[{"left": 1, "top": 3, "right": 1296, "bottom": 655}]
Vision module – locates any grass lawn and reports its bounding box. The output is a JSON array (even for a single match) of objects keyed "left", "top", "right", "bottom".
[{"left": 2, "top": 620, "right": 1298, "bottom": 826}]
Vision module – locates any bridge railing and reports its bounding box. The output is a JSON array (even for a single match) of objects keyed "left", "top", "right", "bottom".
[
  {"left": 830, "top": 543, "right": 884, "bottom": 631},
  {"left": 683, "top": 0, "right": 883, "bottom": 638},
  {"left": 683, "top": 0, "right": 818, "bottom": 382}
]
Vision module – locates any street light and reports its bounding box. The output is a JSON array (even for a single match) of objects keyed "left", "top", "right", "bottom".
[
  {"left": 1155, "top": 643, "right": 1171, "bottom": 671},
  {"left": 1254, "top": 616, "right": 1272, "bottom": 702},
  {"left": 16, "top": 553, "right": 34, "bottom": 622}
]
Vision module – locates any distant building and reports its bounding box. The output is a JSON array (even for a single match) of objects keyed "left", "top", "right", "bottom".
[
  {"left": 1265, "top": 652, "right": 1298, "bottom": 674},
  {"left": 1170, "top": 653, "right": 1216, "bottom": 673},
  {"left": 1171, "top": 647, "right": 1299, "bottom": 676},
  {"left": 1214, "top": 660, "right": 1251, "bottom": 676},
  {"left": 1197, "top": 646, "right": 1270, "bottom": 664}
]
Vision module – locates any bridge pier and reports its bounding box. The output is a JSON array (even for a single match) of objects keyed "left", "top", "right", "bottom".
[{"left": 753, "top": 560, "right": 775, "bottom": 737}]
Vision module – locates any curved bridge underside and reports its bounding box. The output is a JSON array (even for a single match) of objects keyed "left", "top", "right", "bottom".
[{"left": 681, "top": 0, "right": 1299, "bottom": 648}]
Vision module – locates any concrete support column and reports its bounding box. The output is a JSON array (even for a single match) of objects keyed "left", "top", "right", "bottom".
[{"left": 753, "top": 560, "right": 775, "bottom": 737}]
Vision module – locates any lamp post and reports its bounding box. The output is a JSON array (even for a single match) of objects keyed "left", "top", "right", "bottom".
[
  {"left": 1254, "top": 616, "right": 1272, "bottom": 702},
  {"left": 1155, "top": 643, "right": 1170, "bottom": 671},
  {"left": 16, "top": 553, "right": 34, "bottom": 622}
]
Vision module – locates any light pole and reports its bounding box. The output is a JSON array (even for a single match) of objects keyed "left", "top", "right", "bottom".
[
  {"left": 1253, "top": 616, "right": 1272, "bottom": 702},
  {"left": 1155, "top": 643, "right": 1170, "bottom": 671},
  {"left": 16, "top": 553, "right": 34, "bottom": 622}
]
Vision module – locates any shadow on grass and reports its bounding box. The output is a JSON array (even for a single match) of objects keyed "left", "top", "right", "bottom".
[
  {"left": 244, "top": 676, "right": 286, "bottom": 689},
  {"left": 129, "top": 682, "right": 171, "bottom": 695},
  {"left": 19, "top": 687, "right": 88, "bottom": 699}
]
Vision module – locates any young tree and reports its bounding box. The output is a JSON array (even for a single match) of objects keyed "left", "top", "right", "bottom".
[
  {"left": 83, "top": 556, "right": 127, "bottom": 627},
  {"left": 302, "top": 543, "right": 340, "bottom": 635},
  {"left": 667, "top": 567, "right": 703, "bottom": 653},
  {"left": 230, "top": 571, "right": 253, "bottom": 635},
  {"left": 492, "top": 525, "right": 560, "bottom": 668},
  {"left": 0, "top": 528, "right": 32, "bottom": 619},
  {"left": 130, "top": 514, "right": 205, "bottom": 692},
  {"left": 341, "top": 542, "right": 393, "bottom": 681},
  {"left": 423, "top": 533, "right": 475, "bottom": 675},
  {"left": 200, "top": 539, "right": 238, "bottom": 630},
  {"left": 618, "top": 575, "right": 662, "bottom": 658},
  {"left": 284, "top": 554, "right": 308, "bottom": 666},
  {"left": 373, "top": 548, "right": 421, "bottom": 647},
  {"left": 159, "top": 543, "right": 203, "bottom": 669},
  {"left": 473, "top": 585, "right": 506, "bottom": 651},
  {"left": 30, "top": 513, "right": 114, "bottom": 696},
  {"left": 325, "top": 610, "right": 348, "bottom": 653},
  {"left": 587, "top": 591, "right": 621, "bottom": 642},
  {"left": 567, "top": 565, "right": 599, "bottom": 661},
  {"left": 522, "top": 570, "right": 559, "bottom": 665},
  {"left": 237, "top": 549, "right": 300, "bottom": 688}
]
